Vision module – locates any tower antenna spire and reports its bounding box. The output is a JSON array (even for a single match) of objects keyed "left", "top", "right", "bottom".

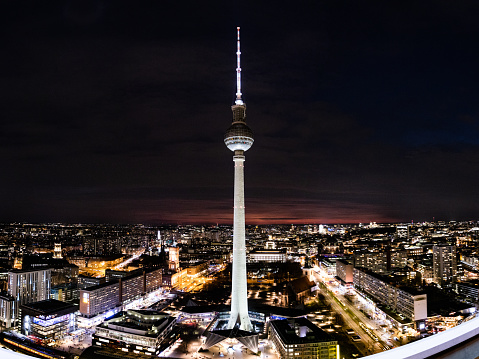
[{"left": 235, "top": 27, "right": 243, "bottom": 105}]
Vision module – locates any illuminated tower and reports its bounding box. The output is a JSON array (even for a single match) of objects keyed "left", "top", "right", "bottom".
[
  {"left": 225, "top": 27, "right": 254, "bottom": 332},
  {"left": 168, "top": 246, "right": 179, "bottom": 271},
  {"left": 54, "top": 243, "right": 62, "bottom": 259}
]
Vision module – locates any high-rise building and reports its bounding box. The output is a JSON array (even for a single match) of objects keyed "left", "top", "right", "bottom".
[
  {"left": 168, "top": 246, "right": 179, "bottom": 271},
  {"left": 7, "top": 269, "right": 51, "bottom": 321},
  {"left": 396, "top": 224, "right": 410, "bottom": 241},
  {"left": 224, "top": 27, "right": 254, "bottom": 332},
  {"left": 433, "top": 244, "right": 457, "bottom": 285},
  {"left": 8, "top": 269, "right": 51, "bottom": 306},
  {"left": 0, "top": 291, "right": 15, "bottom": 328}
]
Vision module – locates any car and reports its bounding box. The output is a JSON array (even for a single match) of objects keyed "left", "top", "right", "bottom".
[
  {"left": 345, "top": 328, "right": 355, "bottom": 335},
  {"left": 351, "top": 335, "right": 361, "bottom": 342}
]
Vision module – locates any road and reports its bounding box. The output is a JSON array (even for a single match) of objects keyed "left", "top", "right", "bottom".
[
  {"left": 313, "top": 272, "right": 388, "bottom": 356},
  {"left": 337, "top": 292, "right": 398, "bottom": 348}
]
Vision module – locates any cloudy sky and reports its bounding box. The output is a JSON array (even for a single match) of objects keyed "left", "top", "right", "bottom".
[{"left": 1, "top": 1, "right": 479, "bottom": 224}]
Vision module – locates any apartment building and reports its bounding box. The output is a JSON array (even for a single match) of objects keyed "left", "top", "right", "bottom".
[{"left": 353, "top": 267, "right": 427, "bottom": 329}]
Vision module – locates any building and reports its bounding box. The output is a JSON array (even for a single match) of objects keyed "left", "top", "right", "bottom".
[
  {"left": 186, "top": 261, "right": 208, "bottom": 277},
  {"left": 318, "top": 258, "right": 336, "bottom": 278},
  {"left": 335, "top": 259, "right": 353, "bottom": 287},
  {"left": 286, "top": 276, "right": 315, "bottom": 305},
  {"left": 8, "top": 269, "right": 51, "bottom": 321},
  {"left": 455, "top": 281, "right": 479, "bottom": 303},
  {"left": 67, "top": 256, "right": 87, "bottom": 268},
  {"left": 145, "top": 268, "right": 163, "bottom": 292},
  {"left": 78, "top": 274, "right": 106, "bottom": 289},
  {"left": 161, "top": 269, "right": 184, "bottom": 288},
  {"left": 80, "top": 281, "right": 120, "bottom": 318},
  {"left": 354, "top": 249, "right": 407, "bottom": 274},
  {"left": 53, "top": 243, "right": 62, "bottom": 259},
  {"left": 120, "top": 272, "right": 144, "bottom": 303},
  {"left": 93, "top": 309, "right": 177, "bottom": 356},
  {"left": 168, "top": 247, "right": 179, "bottom": 271},
  {"left": 248, "top": 249, "right": 287, "bottom": 263},
  {"left": 405, "top": 246, "right": 423, "bottom": 257},
  {"left": 79, "top": 268, "right": 163, "bottom": 317},
  {"left": 21, "top": 299, "right": 77, "bottom": 340},
  {"left": 416, "top": 259, "right": 434, "bottom": 284},
  {"left": 269, "top": 317, "right": 338, "bottom": 359},
  {"left": 51, "top": 283, "right": 78, "bottom": 303},
  {"left": 396, "top": 225, "right": 410, "bottom": 241},
  {"left": 0, "top": 291, "right": 15, "bottom": 328},
  {"left": 353, "top": 267, "right": 427, "bottom": 329},
  {"left": 433, "top": 245, "right": 457, "bottom": 285}
]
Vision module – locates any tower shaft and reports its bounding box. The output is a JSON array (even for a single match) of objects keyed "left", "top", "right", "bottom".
[{"left": 227, "top": 151, "right": 252, "bottom": 331}]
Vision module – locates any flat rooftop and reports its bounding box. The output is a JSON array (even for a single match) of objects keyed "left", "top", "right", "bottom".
[
  {"left": 22, "top": 299, "right": 77, "bottom": 314},
  {"left": 270, "top": 317, "right": 335, "bottom": 345}
]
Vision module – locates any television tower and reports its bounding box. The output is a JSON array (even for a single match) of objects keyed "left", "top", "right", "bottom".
[{"left": 224, "top": 27, "right": 254, "bottom": 332}]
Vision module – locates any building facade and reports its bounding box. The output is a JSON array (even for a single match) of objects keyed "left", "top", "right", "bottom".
[
  {"left": 0, "top": 291, "right": 15, "bottom": 328},
  {"left": 80, "top": 282, "right": 120, "bottom": 318},
  {"left": 8, "top": 269, "right": 51, "bottom": 321},
  {"left": 269, "top": 318, "right": 338, "bottom": 359},
  {"left": 248, "top": 249, "right": 287, "bottom": 263},
  {"left": 335, "top": 259, "right": 353, "bottom": 286},
  {"left": 21, "top": 299, "right": 77, "bottom": 340},
  {"left": 433, "top": 245, "right": 457, "bottom": 285},
  {"left": 93, "top": 309, "right": 177, "bottom": 356},
  {"left": 79, "top": 268, "right": 163, "bottom": 317},
  {"left": 353, "top": 267, "right": 427, "bottom": 329}
]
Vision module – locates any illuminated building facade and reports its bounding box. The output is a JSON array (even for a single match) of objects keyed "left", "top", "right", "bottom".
[
  {"left": 21, "top": 299, "right": 76, "bottom": 340},
  {"left": 396, "top": 224, "right": 410, "bottom": 240},
  {"left": 248, "top": 249, "right": 287, "bottom": 263},
  {"left": 353, "top": 267, "right": 427, "bottom": 329},
  {"left": 79, "top": 268, "right": 163, "bottom": 317},
  {"left": 93, "top": 309, "right": 177, "bottom": 356},
  {"left": 269, "top": 318, "right": 338, "bottom": 359},
  {"left": 80, "top": 281, "right": 120, "bottom": 318},
  {"left": 0, "top": 291, "right": 15, "bottom": 328},
  {"left": 53, "top": 243, "right": 62, "bottom": 259},
  {"left": 8, "top": 269, "right": 51, "bottom": 322},
  {"left": 433, "top": 244, "right": 457, "bottom": 285},
  {"left": 335, "top": 258, "right": 353, "bottom": 286},
  {"left": 8, "top": 269, "right": 51, "bottom": 305},
  {"left": 354, "top": 249, "right": 408, "bottom": 273},
  {"left": 78, "top": 274, "right": 106, "bottom": 289},
  {"left": 168, "top": 247, "right": 180, "bottom": 271}
]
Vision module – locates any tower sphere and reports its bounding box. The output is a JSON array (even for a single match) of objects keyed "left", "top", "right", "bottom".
[{"left": 224, "top": 122, "right": 254, "bottom": 152}]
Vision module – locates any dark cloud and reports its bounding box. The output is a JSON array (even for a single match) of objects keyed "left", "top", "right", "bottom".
[{"left": 1, "top": 1, "right": 479, "bottom": 224}]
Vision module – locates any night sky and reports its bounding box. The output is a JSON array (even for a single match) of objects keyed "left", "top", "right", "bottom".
[{"left": 2, "top": 1, "right": 479, "bottom": 225}]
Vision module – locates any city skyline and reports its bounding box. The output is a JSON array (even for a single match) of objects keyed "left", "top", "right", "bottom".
[{"left": 2, "top": 1, "right": 479, "bottom": 225}]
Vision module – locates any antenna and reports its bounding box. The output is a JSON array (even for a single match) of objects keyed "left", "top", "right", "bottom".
[{"left": 235, "top": 27, "right": 243, "bottom": 105}]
